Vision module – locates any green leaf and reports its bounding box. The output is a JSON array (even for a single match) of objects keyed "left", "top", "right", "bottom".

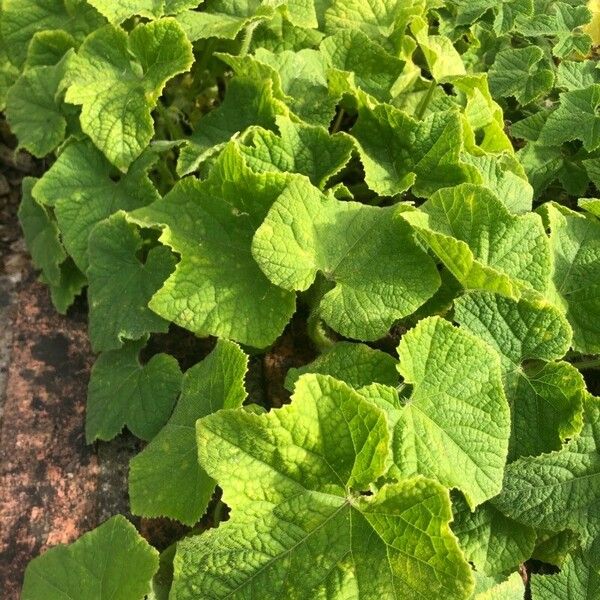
[
  {"left": 43, "top": 260, "right": 87, "bottom": 315},
  {"left": 452, "top": 496, "right": 536, "bottom": 576},
  {"left": 393, "top": 316, "right": 510, "bottom": 507},
  {"left": 86, "top": 0, "right": 201, "bottom": 23},
  {"left": 402, "top": 184, "right": 551, "bottom": 299},
  {"left": 18, "top": 177, "right": 66, "bottom": 288},
  {"left": 285, "top": 342, "right": 398, "bottom": 391},
  {"left": 240, "top": 116, "right": 353, "bottom": 188},
  {"left": 493, "top": 395, "right": 600, "bottom": 565},
  {"left": 6, "top": 52, "right": 72, "bottom": 157},
  {"left": 86, "top": 339, "right": 183, "bottom": 442},
  {"left": 474, "top": 573, "right": 525, "bottom": 600},
  {"left": 131, "top": 143, "right": 296, "bottom": 348},
  {"left": 177, "top": 76, "right": 285, "bottom": 176},
  {"left": 352, "top": 104, "right": 478, "bottom": 197},
  {"left": 460, "top": 153, "right": 534, "bottom": 214},
  {"left": 129, "top": 340, "right": 247, "bottom": 525},
  {"left": 1, "top": 0, "right": 105, "bottom": 68},
  {"left": 542, "top": 202, "right": 600, "bottom": 354},
  {"left": 176, "top": 5, "right": 274, "bottom": 41},
  {"left": 32, "top": 140, "right": 161, "bottom": 272},
  {"left": 171, "top": 373, "right": 474, "bottom": 599},
  {"left": 531, "top": 553, "right": 600, "bottom": 599},
  {"left": 21, "top": 515, "right": 159, "bottom": 600},
  {"left": 252, "top": 177, "right": 440, "bottom": 340},
  {"left": 320, "top": 29, "right": 406, "bottom": 101},
  {"left": 24, "top": 29, "right": 77, "bottom": 68},
  {"left": 411, "top": 15, "right": 466, "bottom": 80},
  {"left": 87, "top": 212, "right": 176, "bottom": 352},
  {"left": 64, "top": 19, "right": 193, "bottom": 170},
  {"left": 324, "top": 0, "right": 425, "bottom": 44},
  {"left": 488, "top": 46, "right": 554, "bottom": 105},
  {"left": 455, "top": 292, "right": 583, "bottom": 460},
  {"left": 557, "top": 60, "right": 600, "bottom": 91},
  {"left": 252, "top": 47, "right": 338, "bottom": 126},
  {"left": 539, "top": 85, "right": 600, "bottom": 153}
]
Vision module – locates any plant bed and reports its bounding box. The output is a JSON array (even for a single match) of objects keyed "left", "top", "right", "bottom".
[{"left": 2, "top": 1, "right": 600, "bottom": 598}]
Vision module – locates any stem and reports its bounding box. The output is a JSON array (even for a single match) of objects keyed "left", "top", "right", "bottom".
[
  {"left": 415, "top": 79, "right": 436, "bottom": 120},
  {"left": 331, "top": 108, "right": 345, "bottom": 134},
  {"left": 571, "top": 358, "right": 600, "bottom": 370},
  {"left": 213, "top": 499, "right": 225, "bottom": 525},
  {"left": 156, "top": 101, "right": 182, "bottom": 141},
  {"left": 307, "top": 313, "right": 336, "bottom": 352},
  {"left": 239, "top": 21, "right": 259, "bottom": 56}
]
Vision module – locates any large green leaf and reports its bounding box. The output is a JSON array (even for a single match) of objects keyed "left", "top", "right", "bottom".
[
  {"left": 86, "top": 339, "right": 183, "bottom": 442},
  {"left": 531, "top": 553, "right": 600, "bottom": 599},
  {"left": 320, "top": 29, "right": 406, "bottom": 101},
  {"left": 493, "top": 395, "right": 600, "bottom": 566},
  {"left": 87, "top": 212, "right": 176, "bottom": 352},
  {"left": 18, "top": 177, "right": 66, "bottom": 289},
  {"left": 402, "top": 184, "right": 551, "bottom": 299},
  {"left": 239, "top": 116, "right": 354, "bottom": 188},
  {"left": 393, "top": 316, "right": 510, "bottom": 507},
  {"left": 21, "top": 516, "right": 159, "bottom": 600},
  {"left": 131, "top": 143, "right": 296, "bottom": 348},
  {"left": 488, "top": 46, "right": 554, "bottom": 105},
  {"left": 86, "top": 0, "right": 200, "bottom": 23},
  {"left": 129, "top": 340, "right": 247, "bottom": 525},
  {"left": 5, "top": 51, "right": 72, "bottom": 157},
  {"left": 285, "top": 342, "right": 398, "bottom": 391},
  {"left": 539, "top": 85, "right": 600, "bottom": 153},
  {"left": 177, "top": 76, "right": 285, "bottom": 175},
  {"left": 64, "top": 19, "right": 193, "bottom": 170},
  {"left": 171, "top": 373, "right": 474, "bottom": 599},
  {"left": 32, "top": 140, "right": 161, "bottom": 272},
  {"left": 1, "top": 0, "right": 104, "bottom": 67},
  {"left": 452, "top": 496, "right": 536, "bottom": 577},
  {"left": 252, "top": 177, "right": 440, "bottom": 340},
  {"left": 352, "top": 104, "right": 478, "bottom": 197},
  {"left": 455, "top": 292, "right": 583, "bottom": 460},
  {"left": 541, "top": 203, "right": 600, "bottom": 354}
]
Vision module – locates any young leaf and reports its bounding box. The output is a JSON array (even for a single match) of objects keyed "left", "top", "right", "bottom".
[
  {"left": 285, "top": 342, "right": 398, "bottom": 391},
  {"left": 402, "top": 184, "right": 551, "bottom": 299},
  {"left": 542, "top": 202, "right": 600, "bottom": 354},
  {"left": 455, "top": 292, "right": 583, "bottom": 460},
  {"left": 352, "top": 104, "right": 478, "bottom": 197},
  {"left": 32, "top": 140, "right": 161, "bottom": 272},
  {"left": 131, "top": 143, "right": 296, "bottom": 348},
  {"left": 252, "top": 177, "right": 441, "bottom": 340},
  {"left": 87, "top": 212, "right": 176, "bottom": 353},
  {"left": 86, "top": 340, "right": 183, "bottom": 442},
  {"left": 393, "top": 316, "right": 510, "bottom": 507},
  {"left": 493, "top": 395, "right": 600, "bottom": 566},
  {"left": 64, "top": 19, "right": 193, "bottom": 170},
  {"left": 21, "top": 515, "right": 159, "bottom": 600},
  {"left": 171, "top": 373, "right": 474, "bottom": 599},
  {"left": 239, "top": 116, "right": 354, "bottom": 188},
  {"left": 129, "top": 340, "right": 247, "bottom": 525}
]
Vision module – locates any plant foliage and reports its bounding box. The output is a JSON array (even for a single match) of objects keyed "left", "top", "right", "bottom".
[{"left": 4, "top": 0, "right": 600, "bottom": 597}]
